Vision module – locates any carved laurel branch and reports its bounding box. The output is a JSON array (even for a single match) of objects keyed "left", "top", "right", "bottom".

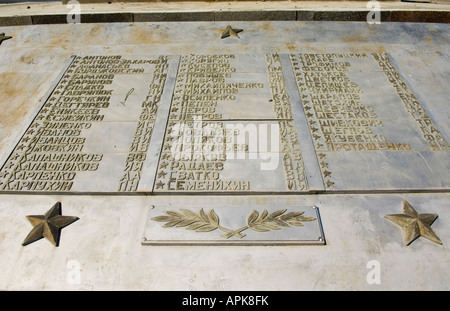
[
  {"left": 152, "top": 208, "right": 316, "bottom": 239},
  {"left": 152, "top": 208, "right": 245, "bottom": 238}
]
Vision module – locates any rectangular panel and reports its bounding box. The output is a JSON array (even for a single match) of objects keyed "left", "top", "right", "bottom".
[
  {"left": 151, "top": 53, "right": 310, "bottom": 193},
  {"left": 2, "top": 52, "right": 448, "bottom": 194},
  {"left": 290, "top": 53, "right": 450, "bottom": 191},
  {"left": 0, "top": 55, "right": 177, "bottom": 193},
  {"left": 142, "top": 204, "right": 325, "bottom": 246}
]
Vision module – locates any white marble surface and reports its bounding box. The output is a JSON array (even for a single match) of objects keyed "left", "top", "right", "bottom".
[
  {"left": 0, "top": 21, "right": 449, "bottom": 290},
  {"left": 0, "top": 193, "right": 448, "bottom": 290}
]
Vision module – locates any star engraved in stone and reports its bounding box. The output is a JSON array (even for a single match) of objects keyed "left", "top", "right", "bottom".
[
  {"left": 22, "top": 202, "right": 79, "bottom": 247},
  {"left": 325, "top": 180, "right": 335, "bottom": 188},
  {"left": 155, "top": 181, "right": 165, "bottom": 189},
  {"left": 0, "top": 33, "right": 12, "bottom": 46},
  {"left": 221, "top": 25, "right": 243, "bottom": 39},
  {"left": 157, "top": 171, "right": 167, "bottom": 178},
  {"left": 384, "top": 200, "right": 442, "bottom": 246}
]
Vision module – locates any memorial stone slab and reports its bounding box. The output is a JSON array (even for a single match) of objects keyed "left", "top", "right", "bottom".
[
  {"left": 149, "top": 53, "right": 310, "bottom": 193},
  {"left": 0, "top": 52, "right": 314, "bottom": 194},
  {"left": 0, "top": 20, "right": 449, "bottom": 290},
  {"left": 289, "top": 52, "right": 450, "bottom": 192},
  {"left": 1, "top": 51, "right": 448, "bottom": 194},
  {"left": 0, "top": 54, "right": 179, "bottom": 193}
]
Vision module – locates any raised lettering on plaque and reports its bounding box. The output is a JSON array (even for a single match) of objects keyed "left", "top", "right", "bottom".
[
  {"left": 153, "top": 54, "right": 308, "bottom": 193},
  {"left": 290, "top": 53, "right": 450, "bottom": 191},
  {"left": 0, "top": 55, "right": 171, "bottom": 192}
]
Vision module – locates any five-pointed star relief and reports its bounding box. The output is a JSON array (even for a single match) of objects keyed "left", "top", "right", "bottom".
[
  {"left": 155, "top": 181, "right": 165, "bottom": 189},
  {"left": 22, "top": 202, "right": 79, "bottom": 247},
  {"left": 0, "top": 33, "right": 12, "bottom": 45},
  {"left": 385, "top": 200, "right": 442, "bottom": 246},
  {"left": 221, "top": 25, "right": 243, "bottom": 39}
]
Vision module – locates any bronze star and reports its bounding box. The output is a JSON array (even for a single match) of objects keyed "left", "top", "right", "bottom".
[
  {"left": 0, "top": 33, "right": 12, "bottom": 45},
  {"left": 385, "top": 200, "right": 442, "bottom": 246},
  {"left": 22, "top": 202, "right": 79, "bottom": 247},
  {"left": 221, "top": 25, "right": 243, "bottom": 39}
]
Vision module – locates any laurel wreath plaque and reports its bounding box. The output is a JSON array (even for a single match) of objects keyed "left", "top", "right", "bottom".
[{"left": 152, "top": 208, "right": 316, "bottom": 239}]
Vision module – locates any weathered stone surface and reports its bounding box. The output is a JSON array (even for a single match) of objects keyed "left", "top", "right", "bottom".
[
  {"left": 2, "top": 1, "right": 450, "bottom": 26},
  {"left": 1, "top": 50, "right": 448, "bottom": 194},
  {"left": 150, "top": 53, "right": 309, "bottom": 193},
  {"left": 0, "top": 52, "right": 314, "bottom": 193},
  {"left": 0, "top": 55, "right": 178, "bottom": 193},
  {"left": 1, "top": 193, "right": 449, "bottom": 290},
  {"left": 290, "top": 52, "right": 450, "bottom": 191},
  {"left": 0, "top": 20, "right": 449, "bottom": 290}
]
